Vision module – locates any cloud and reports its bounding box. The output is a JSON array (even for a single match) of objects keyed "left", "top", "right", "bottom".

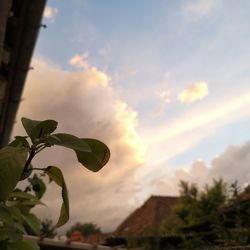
[
  {"left": 153, "top": 141, "right": 250, "bottom": 196},
  {"left": 209, "top": 142, "right": 250, "bottom": 186},
  {"left": 178, "top": 81, "right": 208, "bottom": 104},
  {"left": 153, "top": 90, "right": 171, "bottom": 117},
  {"left": 11, "top": 55, "right": 250, "bottom": 232},
  {"left": 158, "top": 90, "right": 171, "bottom": 103},
  {"left": 182, "top": 0, "right": 218, "bottom": 20},
  {"left": 68, "top": 54, "right": 91, "bottom": 70},
  {"left": 138, "top": 89, "right": 250, "bottom": 188},
  {"left": 43, "top": 6, "right": 58, "bottom": 21},
  {"left": 13, "top": 57, "right": 144, "bottom": 232}
]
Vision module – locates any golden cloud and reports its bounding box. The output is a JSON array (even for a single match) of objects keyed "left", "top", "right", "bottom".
[
  {"left": 43, "top": 6, "right": 58, "bottom": 20},
  {"left": 178, "top": 81, "right": 208, "bottom": 103},
  {"left": 13, "top": 57, "right": 144, "bottom": 231},
  {"left": 68, "top": 54, "right": 90, "bottom": 70}
]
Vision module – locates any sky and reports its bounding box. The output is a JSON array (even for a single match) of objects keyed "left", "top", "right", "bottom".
[{"left": 13, "top": 0, "right": 250, "bottom": 233}]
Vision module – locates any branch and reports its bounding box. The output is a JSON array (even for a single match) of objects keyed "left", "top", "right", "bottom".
[{"left": 22, "top": 146, "right": 36, "bottom": 176}]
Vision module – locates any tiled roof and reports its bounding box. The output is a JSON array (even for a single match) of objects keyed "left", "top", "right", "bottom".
[
  {"left": 238, "top": 184, "right": 250, "bottom": 201},
  {"left": 114, "top": 196, "right": 179, "bottom": 236},
  {"left": 221, "top": 184, "right": 250, "bottom": 210}
]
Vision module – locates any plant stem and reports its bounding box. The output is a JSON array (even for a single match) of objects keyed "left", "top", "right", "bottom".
[
  {"left": 35, "top": 144, "right": 47, "bottom": 154},
  {"left": 36, "top": 143, "right": 45, "bottom": 150},
  {"left": 22, "top": 146, "right": 36, "bottom": 175}
]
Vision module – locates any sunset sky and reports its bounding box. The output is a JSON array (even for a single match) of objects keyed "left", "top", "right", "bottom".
[{"left": 13, "top": 0, "right": 250, "bottom": 232}]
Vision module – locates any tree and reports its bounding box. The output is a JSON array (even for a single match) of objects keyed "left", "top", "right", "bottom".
[
  {"left": 162, "top": 179, "right": 227, "bottom": 234},
  {"left": 0, "top": 117, "right": 110, "bottom": 249},
  {"left": 66, "top": 222, "right": 101, "bottom": 238},
  {"left": 161, "top": 180, "right": 250, "bottom": 247}
]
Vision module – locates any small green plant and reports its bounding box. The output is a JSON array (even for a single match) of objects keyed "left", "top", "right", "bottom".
[
  {"left": 40, "top": 218, "right": 57, "bottom": 239},
  {"left": 0, "top": 117, "right": 110, "bottom": 249}
]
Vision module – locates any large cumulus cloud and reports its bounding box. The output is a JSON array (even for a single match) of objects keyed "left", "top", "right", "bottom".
[{"left": 13, "top": 57, "right": 144, "bottom": 232}]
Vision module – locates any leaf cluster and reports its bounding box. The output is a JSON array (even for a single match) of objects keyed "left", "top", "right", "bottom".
[
  {"left": 162, "top": 179, "right": 250, "bottom": 247},
  {"left": 0, "top": 117, "right": 110, "bottom": 249},
  {"left": 161, "top": 179, "right": 227, "bottom": 234},
  {"left": 40, "top": 219, "right": 57, "bottom": 239}
]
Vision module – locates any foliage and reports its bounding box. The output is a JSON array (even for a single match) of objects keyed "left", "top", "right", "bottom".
[
  {"left": 40, "top": 219, "right": 57, "bottom": 239},
  {"left": 161, "top": 179, "right": 250, "bottom": 247},
  {"left": 178, "top": 179, "right": 227, "bottom": 231},
  {"left": 160, "top": 212, "right": 184, "bottom": 234},
  {"left": 66, "top": 222, "right": 101, "bottom": 238},
  {"left": 25, "top": 174, "right": 46, "bottom": 200},
  {"left": 0, "top": 117, "right": 110, "bottom": 249},
  {"left": 162, "top": 179, "right": 227, "bottom": 234}
]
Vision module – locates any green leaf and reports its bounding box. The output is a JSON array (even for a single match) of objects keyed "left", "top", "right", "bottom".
[
  {"left": 0, "top": 206, "right": 26, "bottom": 233},
  {"left": 7, "top": 238, "right": 39, "bottom": 250},
  {"left": 9, "top": 191, "right": 45, "bottom": 206},
  {"left": 45, "top": 135, "right": 110, "bottom": 172},
  {"left": 46, "top": 133, "right": 91, "bottom": 152},
  {"left": 22, "top": 213, "right": 40, "bottom": 235},
  {"left": 0, "top": 205, "right": 13, "bottom": 225},
  {"left": 21, "top": 117, "right": 57, "bottom": 143},
  {"left": 19, "top": 200, "right": 45, "bottom": 206},
  {"left": 0, "top": 239, "right": 8, "bottom": 250},
  {"left": 21, "top": 118, "right": 40, "bottom": 137},
  {"left": 0, "top": 147, "right": 28, "bottom": 201},
  {"left": 8, "top": 207, "right": 23, "bottom": 224},
  {"left": 10, "top": 191, "right": 38, "bottom": 200},
  {"left": 28, "top": 174, "right": 46, "bottom": 199},
  {"left": 8, "top": 136, "right": 29, "bottom": 148},
  {"left": 1, "top": 225, "right": 23, "bottom": 242},
  {"left": 30, "top": 120, "right": 57, "bottom": 143},
  {"left": 75, "top": 139, "right": 110, "bottom": 172},
  {"left": 45, "top": 166, "right": 69, "bottom": 228},
  {"left": 13, "top": 221, "right": 26, "bottom": 234}
]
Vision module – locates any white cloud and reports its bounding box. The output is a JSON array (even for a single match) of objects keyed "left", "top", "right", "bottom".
[
  {"left": 68, "top": 54, "right": 91, "bottom": 70},
  {"left": 153, "top": 90, "right": 171, "bottom": 117},
  {"left": 178, "top": 81, "right": 208, "bottom": 104},
  {"left": 210, "top": 142, "right": 250, "bottom": 186},
  {"left": 158, "top": 90, "right": 171, "bottom": 103},
  {"left": 153, "top": 141, "right": 250, "bottom": 196},
  {"left": 13, "top": 57, "right": 144, "bottom": 232},
  {"left": 182, "top": 0, "right": 219, "bottom": 20},
  {"left": 134, "top": 87, "right": 250, "bottom": 201},
  {"left": 43, "top": 6, "right": 58, "bottom": 21},
  {"left": 139, "top": 90, "right": 250, "bottom": 183}
]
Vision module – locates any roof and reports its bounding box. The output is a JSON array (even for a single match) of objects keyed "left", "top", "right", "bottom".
[
  {"left": 238, "top": 184, "right": 250, "bottom": 201},
  {"left": 220, "top": 184, "right": 250, "bottom": 211},
  {"left": 69, "top": 231, "right": 85, "bottom": 243},
  {"left": 0, "top": 0, "right": 46, "bottom": 147},
  {"left": 114, "top": 196, "right": 179, "bottom": 236}
]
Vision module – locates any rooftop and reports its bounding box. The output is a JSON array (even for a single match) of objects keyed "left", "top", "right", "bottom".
[{"left": 114, "top": 195, "right": 179, "bottom": 236}]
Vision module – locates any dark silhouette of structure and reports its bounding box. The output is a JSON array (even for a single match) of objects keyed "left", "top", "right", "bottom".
[{"left": 0, "top": 0, "right": 46, "bottom": 147}]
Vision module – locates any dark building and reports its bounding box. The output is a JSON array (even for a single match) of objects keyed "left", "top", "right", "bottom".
[{"left": 0, "top": 0, "right": 46, "bottom": 147}]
